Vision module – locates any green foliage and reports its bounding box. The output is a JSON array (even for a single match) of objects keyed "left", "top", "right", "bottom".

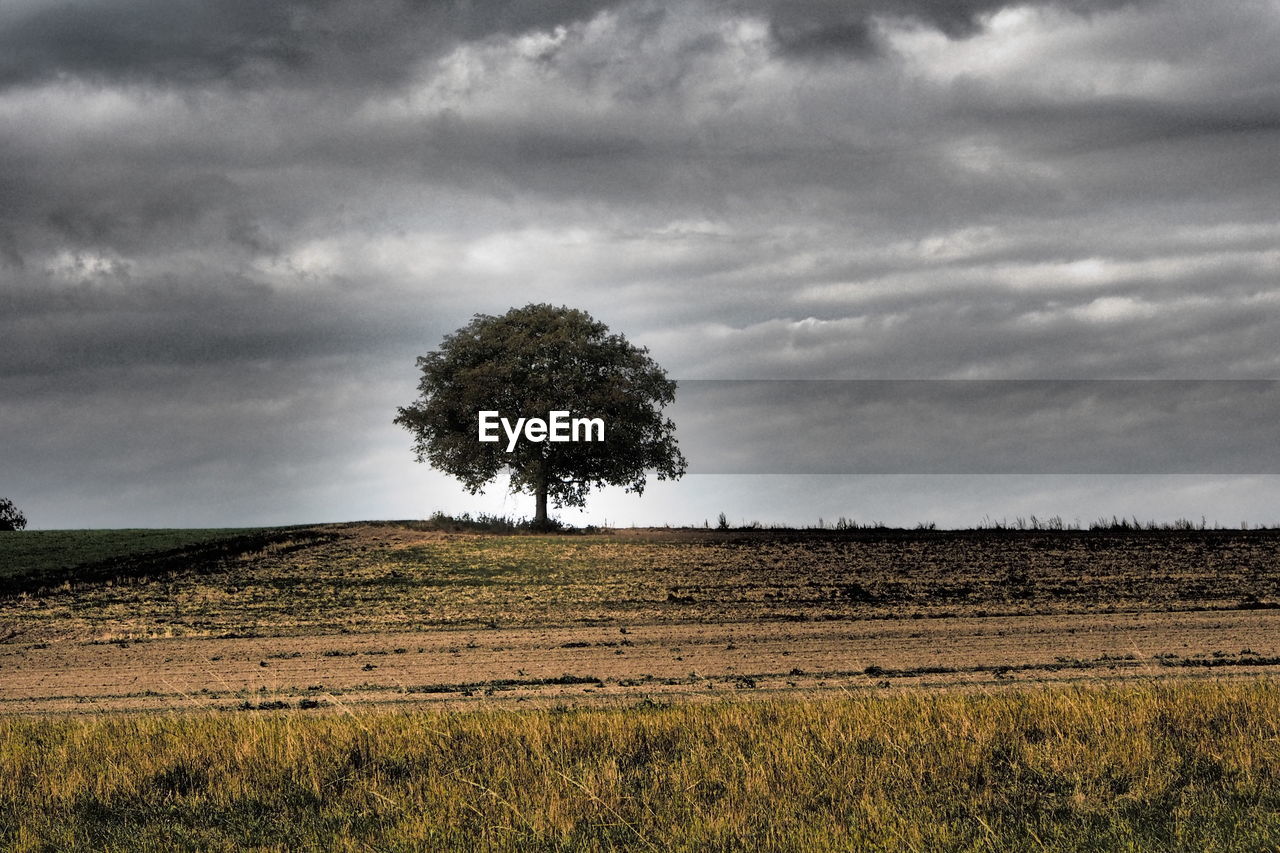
[
  {"left": 3, "top": 682, "right": 1280, "bottom": 850},
  {"left": 395, "top": 304, "right": 686, "bottom": 523},
  {"left": 410, "top": 511, "right": 565, "bottom": 534},
  {"left": 0, "top": 497, "right": 26, "bottom": 532}
]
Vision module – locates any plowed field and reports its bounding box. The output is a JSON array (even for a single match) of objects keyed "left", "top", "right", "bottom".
[{"left": 3, "top": 524, "right": 1279, "bottom": 712}]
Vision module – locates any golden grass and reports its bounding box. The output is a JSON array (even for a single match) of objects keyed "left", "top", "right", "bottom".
[{"left": 3, "top": 679, "right": 1280, "bottom": 851}]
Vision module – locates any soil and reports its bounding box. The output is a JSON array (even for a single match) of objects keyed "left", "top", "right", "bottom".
[{"left": 2, "top": 524, "right": 1279, "bottom": 713}]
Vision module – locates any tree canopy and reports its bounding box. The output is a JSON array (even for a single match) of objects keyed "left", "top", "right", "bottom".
[
  {"left": 394, "top": 304, "right": 686, "bottom": 527},
  {"left": 0, "top": 498, "right": 27, "bottom": 531}
]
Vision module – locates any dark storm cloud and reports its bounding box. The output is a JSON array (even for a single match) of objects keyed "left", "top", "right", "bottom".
[
  {"left": 0, "top": 0, "right": 1152, "bottom": 91},
  {"left": 739, "top": 0, "right": 1150, "bottom": 58},
  {"left": 0, "top": 0, "right": 634, "bottom": 89},
  {"left": 0, "top": 1, "right": 313, "bottom": 88}
]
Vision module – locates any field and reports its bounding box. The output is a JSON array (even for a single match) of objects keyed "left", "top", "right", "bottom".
[
  {"left": 0, "top": 527, "right": 271, "bottom": 580},
  {"left": 3, "top": 523, "right": 1280, "bottom": 711},
  {"left": 4, "top": 682, "right": 1280, "bottom": 851},
  {"left": 3, "top": 523, "right": 1280, "bottom": 849}
]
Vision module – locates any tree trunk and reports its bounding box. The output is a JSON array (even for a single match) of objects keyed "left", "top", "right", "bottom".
[{"left": 534, "top": 466, "right": 549, "bottom": 530}]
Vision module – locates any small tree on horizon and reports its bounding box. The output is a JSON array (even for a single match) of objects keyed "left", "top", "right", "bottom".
[
  {"left": 0, "top": 498, "right": 27, "bottom": 532},
  {"left": 394, "top": 304, "right": 686, "bottom": 529}
]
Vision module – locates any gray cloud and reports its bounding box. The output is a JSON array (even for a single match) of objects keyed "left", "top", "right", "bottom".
[
  {"left": 671, "top": 380, "right": 1280, "bottom": 473},
  {"left": 740, "top": 0, "right": 1153, "bottom": 58},
  {"left": 0, "top": 0, "right": 639, "bottom": 90},
  {"left": 3, "top": 0, "right": 1279, "bottom": 527},
  {"left": 0, "top": 0, "right": 1163, "bottom": 102}
]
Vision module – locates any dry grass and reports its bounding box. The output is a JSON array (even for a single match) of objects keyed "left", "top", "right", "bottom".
[{"left": 3, "top": 680, "right": 1280, "bottom": 851}]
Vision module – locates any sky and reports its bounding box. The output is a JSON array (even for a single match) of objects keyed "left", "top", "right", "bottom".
[{"left": 3, "top": 0, "right": 1279, "bottom": 529}]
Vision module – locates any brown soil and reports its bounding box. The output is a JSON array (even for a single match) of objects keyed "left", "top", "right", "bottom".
[{"left": 2, "top": 524, "right": 1279, "bottom": 713}]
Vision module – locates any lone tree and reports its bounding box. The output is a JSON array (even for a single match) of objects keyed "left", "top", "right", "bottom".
[
  {"left": 0, "top": 498, "right": 27, "bottom": 532},
  {"left": 395, "top": 304, "right": 686, "bottom": 529}
]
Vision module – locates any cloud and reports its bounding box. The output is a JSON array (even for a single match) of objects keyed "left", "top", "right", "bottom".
[
  {"left": 738, "top": 0, "right": 1154, "bottom": 59},
  {"left": 3, "top": 0, "right": 1279, "bottom": 526},
  {"left": 0, "top": 0, "right": 639, "bottom": 90},
  {"left": 0, "top": 0, "right": 1168, "bottom": 96},
  {"left": 670, "top": 380, "right": 1280, "bottom": 474}
]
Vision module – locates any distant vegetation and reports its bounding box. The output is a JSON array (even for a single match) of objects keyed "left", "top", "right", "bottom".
[
  {"left": 3, "top": 681, "right": 1279, "bottom": 850},
  {"left": 976, "top": 514, "right": 1271, "bottom": 532},
  {"left": 411, "top": 511, "right": 565, "bottom": 534},
  {"left": 0, "top": 498, "right": 25, "bottom": 532},
  {"left": 709, "top": 514, "right": 1278, "bottom": 532}
]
